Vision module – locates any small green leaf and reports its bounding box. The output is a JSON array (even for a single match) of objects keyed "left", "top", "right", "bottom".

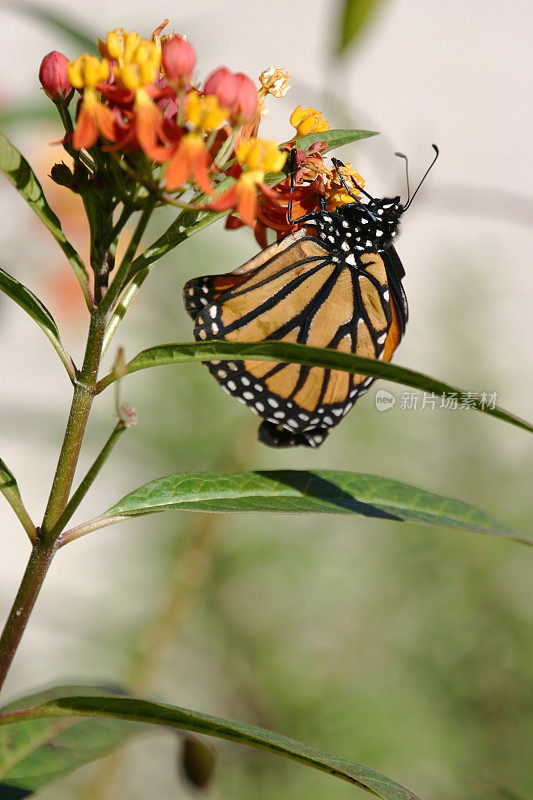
[
  {"left": 0, "top": 459, "right": 20, "bottom": 501},
  {"left": 98, "top": 470, "right": 528, "bottom": 545},
  {"left": 0, "top": 457, "right": 36, "bottom": 541},
  {"left": 0, "top": 267, "right": 75, "bottom": 381},
  {"left": 337, "top": 0, "right": 386, "bottom": 54},
  {"left": 130, "top": 128, "right": 376, "bottom": 275},
  {"left": 0, "top": 694, "right": 425, "bottom": 800},
  {"left": 94, "top": 341, "right": 533, "bottom": 436},
  {"left": 0, "top": 132, "right": 91, "bottom": 308},
  {"left": 288, "top": 127, "right": 378, "bottom": 153},
  {"left": 0, "top": 686, "right": 143, "bottom": 797},
  {"left": 5, "top": 1, "right": 97, "bottom": 53}
]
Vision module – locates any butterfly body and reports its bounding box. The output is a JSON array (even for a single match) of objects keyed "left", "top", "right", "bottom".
[{"left": 184, "top": 196, "right": 408, "bottom": 447}]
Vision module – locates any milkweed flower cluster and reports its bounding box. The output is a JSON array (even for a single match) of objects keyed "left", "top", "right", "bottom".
[
  {"left": 227, "top": 108, "right": 366, "bottom": 247},
  {"left": 38, "top": 21, "right": 364, "bottom": 241}
]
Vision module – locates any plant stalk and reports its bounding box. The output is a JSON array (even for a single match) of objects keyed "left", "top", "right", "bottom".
[
  {"left": 51, "top": 421, "right": 126, "bottom": 540},
  {"left": 41, "top": 310, "right": 107, "bottom": 540},
  {"left": 100, "top": 200, "right": 155, "bottom": 317},
  {"left": 0, "top": 539, "right": 56, "bottom": 696}
]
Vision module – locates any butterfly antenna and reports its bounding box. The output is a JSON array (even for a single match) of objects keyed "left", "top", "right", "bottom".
[
  {"left": 403, "top": 144, "right": 439, "bottom": 211},
  {"left": 394, "top": 151, "right": 411, "bottom": 205}
]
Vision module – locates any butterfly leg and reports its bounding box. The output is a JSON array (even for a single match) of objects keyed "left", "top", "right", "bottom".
[
  {"left": 287, "top": 147, "right": 323, "bottom": 226},
  {"left": 331, "top": 157, "right": 374, "bottom": 203}
]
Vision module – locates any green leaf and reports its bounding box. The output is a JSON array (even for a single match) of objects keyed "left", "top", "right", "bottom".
[
  {"left": 337, "top": 0, "right": 386, "bottom": 54},
  {"left": 0, "top": 687, "right": 143, "bottom": 798},
  {"left": 0, "top": 459, "right": 20, "bottom": 503},
  {"left": 5, "top": 1, "right": 97, "bottom": 53},
  {"left": 130, "top": 128, "right": 377, "bottom": 275},
  {"left": 0, "top": 132, "right": 91, "bottom": 308},
  {"left": 0, "top": 694, "right": 425, "bottom": 800},
  {"left": 0, "top": 457, "right": 35, "bottom": 541},
  {"left": 0, "top": 267, "right": 75, "bottom": 381},
  {"left": 95, "top": 341, "right": 533, "bottom": 436},
  {"left": 97, "top": 470, "right": 529, "bottom": 546},
  {"left": 287, "top": 127, "right": 378, "bottom": 153}
]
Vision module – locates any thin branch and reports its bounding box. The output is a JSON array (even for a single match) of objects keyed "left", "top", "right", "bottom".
[
  {"left": 50, "top": 421, "right": 127, "bottom": 539},
  {"left": 99, "top": 200, "right": 155, "bottom": 317}
]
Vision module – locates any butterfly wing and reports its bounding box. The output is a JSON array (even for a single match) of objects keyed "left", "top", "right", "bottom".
[
  {"left": 380, "top": 245, "right": 408, "bottom": 362},
  {"left": 184, "top": 235, "right": 405, "bottom": 447}
]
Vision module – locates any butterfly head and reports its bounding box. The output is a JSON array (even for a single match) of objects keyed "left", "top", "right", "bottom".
[
  {"left": 338, "top": 195, "right": 402, "bottom": 250},
  {"left": 365, "top": 196, "right": 403, "bottom": 245}
]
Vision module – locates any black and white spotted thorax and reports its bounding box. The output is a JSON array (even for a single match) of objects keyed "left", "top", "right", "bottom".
[{"left": 312, "top": 196, "right": 403, "bottom": 261}]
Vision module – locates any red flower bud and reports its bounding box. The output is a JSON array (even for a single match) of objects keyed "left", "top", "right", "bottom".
[
  {"left": 204, "top": 67, "right": 238, "bottom": 110},
  {"left": 39, "top": 51, "right": 72, "bottom": 102},
  {"left": 162, "top": 36, "right": 196, "bottom": 85},
  {"left": 234, "top": 72, "right": 258, "bottom": 121},
  {"left": 204, "top": 68, "right": 258, "bottom": 122}
]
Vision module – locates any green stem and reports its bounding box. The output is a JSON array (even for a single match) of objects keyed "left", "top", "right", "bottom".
[
  {"left": 41, "top": 310, "right": 107, "bottom": 541},
  {"left": 0, "top": 540, "right": 56, "bottom": 696},
  {"left": 101, "top": 266, "right": 150, "bottom": 357},
  {"left": 51, "top": 421, "right": 127, "bottom": 540},
  {"left": 59, "top": 512, "right": 124, "bottom": 547},
  {"left": 100, "top": 200, "right": 155, "bottom": 317},
  {"left": 0, "top": 308, "right": 110, "bottom": 692}
]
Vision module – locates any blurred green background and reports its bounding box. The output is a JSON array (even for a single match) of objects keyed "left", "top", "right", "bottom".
[{"left": 0, "top": 2, "right": 531, "bottom": 799}]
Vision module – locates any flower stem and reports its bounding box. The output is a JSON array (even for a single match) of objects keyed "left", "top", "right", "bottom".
[
  {"left": 0, "top": 539, "right": 56, "bottom": 696},
  {"left": 100, "top": 200, "right": 155, "bottom": 317},
  {"left": 52, "top": 421, "right": 127, "bottom": 541},
  {"left": 41, "top": 309, "right": 107, "bottom": 541}
]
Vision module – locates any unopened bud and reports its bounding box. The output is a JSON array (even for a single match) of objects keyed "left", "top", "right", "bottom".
[
  {"left": 162, "top": 35, "right": 196, "bottom": 86},
  {"left": 204, "top": 67, "right": 238, "bottom": 110},
  {"left": 113, "top": 346, "right": 127, "bottom": 378},
  {"left": 204, "top": 67, "right": 258, "bottom": 122},
  {"left": 119, "top": 402, "right": 138, "bottom": 428},
  {"left": 233, "top": 73, "right": 258, "bottom": 121},
  {"left": 50, "top": 161, "right": 73, "bottom": 187},
  {"left": 39, "top": 51, "right": 73, "bottom": 102}
]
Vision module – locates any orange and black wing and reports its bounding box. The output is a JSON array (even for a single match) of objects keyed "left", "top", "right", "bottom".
[{"left": 183, "top": 233, "right": 406, "bottom": 448}]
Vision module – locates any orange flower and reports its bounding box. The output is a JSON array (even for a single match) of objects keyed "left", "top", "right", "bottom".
[
  {"left": 72, "top": 88, "right": 116, "bottom": 150},
  {"left": 165, "top": 132, "right": 213, "bottom": 193},
  {"left": 210, "top": 170, "right": 272, "bottom": 227},
  {"left": 131, "top": 88, "right": 169, "bottom": 159},
  {"left": 67, "top": 54, "right": 116, "bottom": 150},
  {"left": 325, "top": 163, "right": 365, "bottom": 210}
]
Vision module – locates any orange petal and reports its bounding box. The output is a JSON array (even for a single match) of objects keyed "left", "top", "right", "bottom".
[
  {"left": 136, "top": 102, "right": 169, "bottom": 160},
  {"left": 192, "top": 150, "right": 214, "bottom": 195},
  {"left": 236, "top": 183, "right": 257, "bottom": 227},
  {"left": 72, "top": 105, "right": 98, "bottom": 150},
  {"left": 94, "top": 102, "right": 116, "bottom": 142},
  {"left": 165, "top": 146, "right": 190, "bottom": 190},
  {"left": 208, "top": 184, "right": 238, "bottom": 212}
]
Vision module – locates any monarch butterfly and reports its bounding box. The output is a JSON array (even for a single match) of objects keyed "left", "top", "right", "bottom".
[{"left": 184, "top": 146, "right": 438, "bottom": 447}]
